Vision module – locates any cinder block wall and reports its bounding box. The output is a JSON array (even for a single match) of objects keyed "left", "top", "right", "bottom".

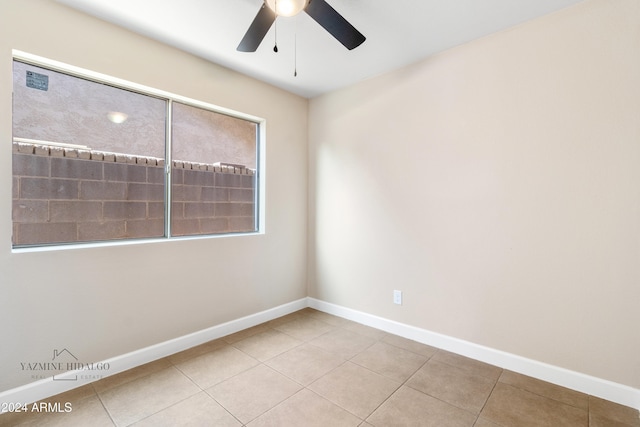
[{"left": 12, "top": 142, "right": 256, "bottom": 246}]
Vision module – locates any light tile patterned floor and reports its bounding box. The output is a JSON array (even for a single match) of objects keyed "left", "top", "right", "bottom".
[{"left": 1, "top": 308, "right": 638, "bottom": 427}]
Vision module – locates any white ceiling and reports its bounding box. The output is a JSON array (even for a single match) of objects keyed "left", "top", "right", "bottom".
[{"left": 56, "top": 0, "right": 585, "bottom": 98}]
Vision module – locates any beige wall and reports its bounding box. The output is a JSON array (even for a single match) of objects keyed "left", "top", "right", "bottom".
[
  {"left": 308, "top": 0, "right": 640, "bottom": 389},
  {"left": 0, "top": 0, "right": 307, "bottom": 391}
]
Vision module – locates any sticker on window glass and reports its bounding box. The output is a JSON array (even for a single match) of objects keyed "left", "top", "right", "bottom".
[{"left": 26, "top": 70, "right": 49, "bottom": 91}]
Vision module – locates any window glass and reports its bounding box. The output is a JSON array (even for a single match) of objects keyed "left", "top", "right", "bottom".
[
  {"left": 11, "top": 58, "right": 260, "bottom": 248},
  {"left": 13, "top": 61, "right": 166, "bottom": 157},
  {"left": 170, "top": 102, "right": 257, "bottom": 236},
  {"left": 12, "top": 61, "right": 167, "bottom": 246}
]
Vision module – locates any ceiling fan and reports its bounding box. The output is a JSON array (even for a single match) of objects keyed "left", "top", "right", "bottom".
[{"left": 237, "top": 0, "right": 366, "bottom": 52}]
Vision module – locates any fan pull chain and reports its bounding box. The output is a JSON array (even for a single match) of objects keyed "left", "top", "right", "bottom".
[
  {"left": 294, "top": 16, "right": 298, "bottom": 76},
  {"left": 273, "top": 0, "right": 279, "bottom": 52}
]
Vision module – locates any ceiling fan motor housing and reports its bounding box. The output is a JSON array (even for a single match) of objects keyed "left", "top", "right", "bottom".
[{"left": 238, "top": 0, "right": 365, "bottom": 52}]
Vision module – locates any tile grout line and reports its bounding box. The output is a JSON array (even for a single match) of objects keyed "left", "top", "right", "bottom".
[
  {"left": 356, "top": 344, "right": 507, "bottom": 425},
  {"left": 92, "top": 385, "right": 119, "bottom": 427},
  {"left": 202, "top": 389, "right": 246, "bottom": 427},
  {"left": 473, "top": 371, "right": 503, "bottom": 427},
  {"left": 233, "top": 313, "right": 380, "bottom": 424},
  {"left": 235, "top": 320, "right": 348, "bottom": 423},
  {"left": 328, "top": 329, "right": 438, "bottom": 424},
  {"left": 191, "top": 313, "right": 334, "bottom": 425},
  {"left": 295, "top": 313, "right": 443, "bottom": 424},
  {"left": 367, "top": 350, "right": 489, "bottom": 424},
  {"left": 498, "top": 374, "right": 590, "bottom": 412},
  {"left": 123, "top": 359, "right": 246, "bottom": 426},
  {"left": 357, "top": 361, "right": 427, "bottom": 424},
  {"left": 126, "top": 376, "right": 244, "bottom": 427}
]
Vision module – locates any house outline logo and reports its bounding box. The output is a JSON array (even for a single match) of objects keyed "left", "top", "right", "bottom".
[
  {"left": 52, "top": 349, "right": 77, "bottom": 361},
  {"left": 52, "top": 348, "right": 78, "bottom": 381}
]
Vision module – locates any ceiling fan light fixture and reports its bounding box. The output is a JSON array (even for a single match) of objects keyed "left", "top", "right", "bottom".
[{"left": 265, "top": 0, "right": 308, "bottom": 17}]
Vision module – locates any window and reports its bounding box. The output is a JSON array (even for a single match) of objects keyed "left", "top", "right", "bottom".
[
  {"left": 171, "top": 103, "right": 258, "bottom": 237},
  {"left": 11, "top": 54, "right": 262, "bottom": 248}
]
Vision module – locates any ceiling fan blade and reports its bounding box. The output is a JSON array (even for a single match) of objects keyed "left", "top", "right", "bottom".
[
  {"left": 305, "top": 0, "right": 365, "bottom": 50},
  {"left": 237, "top": 3, "right": 276, "bottom": 52}
]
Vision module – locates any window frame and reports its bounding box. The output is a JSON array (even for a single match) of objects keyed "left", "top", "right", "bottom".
[{"left": 11, "top": 50, "right": 265, "bottom": 252}]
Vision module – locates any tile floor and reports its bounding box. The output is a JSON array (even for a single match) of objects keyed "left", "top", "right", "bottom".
[{"left": 1, "top": 308, "right": 638, "bottom": 427}]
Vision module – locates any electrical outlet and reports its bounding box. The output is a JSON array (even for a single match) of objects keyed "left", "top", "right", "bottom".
[{"left": 393, "top": 290, "right": 402, "bottom": 305}]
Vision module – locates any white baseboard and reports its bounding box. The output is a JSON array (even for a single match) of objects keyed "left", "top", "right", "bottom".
[
  {"left": 307, "top": 297, "right": 640, "bottom": 411},
  {"left": 3, "top": 296, "right": 638, "bottom": 412},
  {"left": 0, "top": 298, "right": 307, "bottom": 408}
]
